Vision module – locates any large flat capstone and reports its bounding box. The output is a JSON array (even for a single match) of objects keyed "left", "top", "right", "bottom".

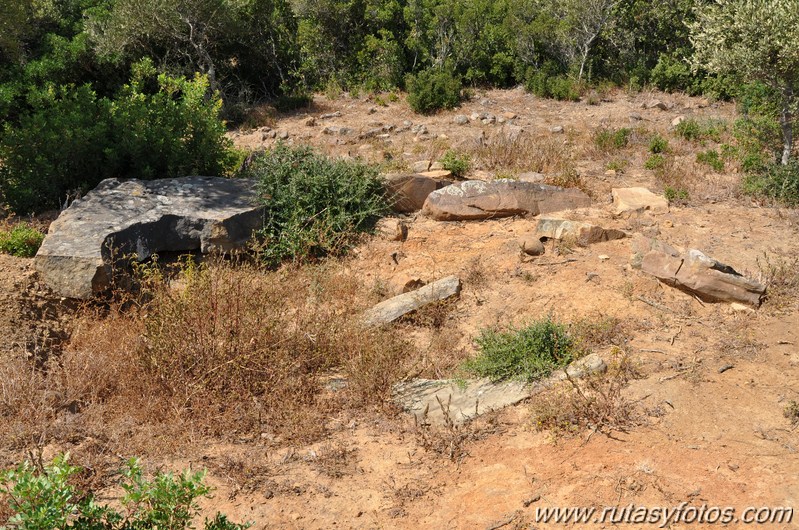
[
  {"left": 35, "top": 177, "right": 263, "bottom": 298},
  {"left": 421, "top": 180, "right": 591, "bottom": 221}
]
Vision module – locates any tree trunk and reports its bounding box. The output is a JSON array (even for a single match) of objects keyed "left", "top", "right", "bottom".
[{"left": 781, "top": 84, "right": 794, "bottom": 165}]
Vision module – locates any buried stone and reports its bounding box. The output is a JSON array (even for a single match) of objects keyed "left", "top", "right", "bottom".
[
  {"left": 35, "top": 177, "right": 264, "bottom": 299},
  {"left": 362, "top": 275, "right": 462, "bottom": 327}
]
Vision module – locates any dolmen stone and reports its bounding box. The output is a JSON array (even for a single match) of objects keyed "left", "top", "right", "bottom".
[
  {"left": 536, "top": 217, "right": 627, "bottom": 246},
  {"left": 35, "top": 177, "right": 263, "bottom": 299},
  {"left": 363, "top": 275, "right": 461, "bottom": 327},
  {"left": 421, "top": 180, "right": 591, "bottom": 221},
  {"left": 639, "top": 243, "right": 766, "bottom": 306},
  {"left": 393, "top": 353, "right": 606, "bottom": 425},
  {"left": 384, "top": 173, "right": 452, "bottom": 213}
]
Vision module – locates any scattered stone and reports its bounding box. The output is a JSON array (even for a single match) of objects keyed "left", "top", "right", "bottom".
[
  {"left": 640, "top": 247, "right": 766, "bottom": 306},
  {"left": 730, "top": 302, "right": 755, "bottom": 314},
  {"left": 482, "top": 114, "right": 497, "bottom": 125},
  {"left": 536, "top": 218, "right": 627, "bottom": 246},
  {"left": 384, "top": 173, "right": 452, "bottom": 213},
  {"left": 277, "top": 130, "right": 289, "bottom": 140},
  {"left": 358, "top": 127, "right": 383, "bottom": 139},
  {"left": 322, "top": 125, "right": 353, "bottom": 136},
  {"left": 454, "top": 115, "right": 469, "bottom": 125},
  {"left": 718, "top": 364, "right": 734, "bottom": 374},
  {"left": 262, "top": 130, "right": 277, "bottom": 140},
  {"left": 304, "top": 117, "right": 316, "bottom": 126},
  {"left": 368, "top": 107, "right": 377, "bottom": 114},
  {"left": 646, "top": 100, "right": 669, "bottom": 110},
  {"left": 497, "top": 117, "right": 506, "bottom": 124},
  {"left": 418, "top": 169, "right": 452, "bottom": 180},
  {"left": 698, "top": 99, "right": 710, "bottom": 108},
  {"left": 517, "top": 172, "right": 546, "bottom": 184},
  {"left": 363, "top": 275, "right": 462, "bottom": 327},
  {"left": 411, "top": 160, "right": 432, "bottom": 173},
  {"left": 671, "top": 115, "right": 685, "bottom": 127},
  {"left": 605, "top": 169, "right": 617, "bottom": 177},
  {"left": 549, "top": 125, "right": 564, "bottom": 134},
  {"left": 502, "top": 124, "right": 524, "bottom": 142},
  {"left": 422, "top": 180, "right": 591, "bottom": 221},
  {"left": 519, "top": 235, "right": 545, "bottom": 256},
  {"left": 376, "top": 218, "right": 409, "bottom": 241},
  {"left": 629, "top": 113, "right": 643, "bottom": 121},
  {"left": 598, "top": 254, "right": 610, "bottom": 261},
  {"left": 502, "top": 111, "right": 518, "bottom": 120},
  {"left": 612, "top": 187, "right": 669, "bottom": 216},
  {"left": 470, "top": 112, "right": 482, "bottom": 121},
  {"left": 320, "top": 111, "right": 342, "bottom": 120},
  {"left": 35, "top": 177, "right": 263, "bottom": 299},
  {"left": 393, "top": 353, "right": 606, "bottom": 425}
]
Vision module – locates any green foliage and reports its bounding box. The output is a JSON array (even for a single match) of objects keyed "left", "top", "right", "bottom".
[
  {"left": 674, "top": 118, "right": 725, "bottom": 143},
  {"left": 440, "top": 150, "right": 470, "bottom": 178},
  {"left": 664, "top": 186, "right": 689, "bottom": 205},
  {"left": 241, "top": 143, "right": 387, "bottom": 266},
  {"left": 406, "top": 67, "right": 462, "bottom": 114},
  {"left": 650, "top": 54, "right": 693, "bottom": 93},
  {"left": 648, "top": 134, "right": 669, "bottom": 154},
  {"left": 525, "top": 71, "right": 582, "bottom": 102},
  {"left": 0, "top": 224, "right": 45, "bottom": 258},
  {"left": 742, "top": 161, "right": 799, "bottom": 206},
  {"left": 0, "top": 64, "right": 234, "bottom": 214},
  {"left": 594, "top": 127, "right": 631, "bottom": 151},
  {"left": 0, "top": 454, "right": 250, "bottom": 529},
  {"left": 696, "top": 149, "right": 724, "bottom": 172},
  {"left": 644, "top": 154, "right": 666, "bottom": 170},
  {"left": 462, "top": 317, "right": 578, "bottom": 383}
]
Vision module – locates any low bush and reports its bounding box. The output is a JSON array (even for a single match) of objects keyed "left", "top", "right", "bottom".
[
  {"left": 406, "top": 67, "right": 462, "bottom": 114},
  {"left": 0, "top": 224, "right": 44, "bottom": 258},
  {"left": 675, "top": 118, "right": 725, "bottom": 143},
  {"left": 0, "top": 453, "right": 250, "bottom": 529},
  {"left": 644, "top": 154, "right": 666, "bottom": 170},
  {"left": 696, "top": 149, "right": 724, "bottom": 172},
  {"left": 462, "top": 317, "right": 579, "bottom": 383},
  {"left": 594, "top": 127, "right": 631, "bottom": 152},
  {"left": 742, "top": 161, "right": 799, "bottom": 205},
  {"left": 664, "top": 186, "right": 690, "bottom": 205},
  {"left": 440, "top": 150, "right": 470, "bottom": 178},
  {"left": 525, "top": 72, "right": 583, "bottom": 102},
  {"left": 648, "top": 134, "right": 669, "bottom": 154},
  {"left": 240, "top": 143, "right": 388, "bottom": 266}
]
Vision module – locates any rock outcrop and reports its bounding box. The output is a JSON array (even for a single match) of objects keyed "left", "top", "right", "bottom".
[
  {"left": 422, "top": 180, "right": 591, "bottom": 221},
  {"left": 384, "top": 173, "right": 452, "bottom": 213},
  {"left": 612, "top": 187, "right": 669, "bottom": 215},
  {"left": 363, "top": 275, "right": 461, "bottom": 327},
  {"left": 35, "top": 177, "right": 263, "bottom": 299},
  {"left": 535, "top": 217, "right": 627, "bottom": 246}
]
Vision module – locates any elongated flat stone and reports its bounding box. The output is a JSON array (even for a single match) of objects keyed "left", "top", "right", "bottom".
[{"left": 363, "top": 275, "right": 461, "bottom": 327}]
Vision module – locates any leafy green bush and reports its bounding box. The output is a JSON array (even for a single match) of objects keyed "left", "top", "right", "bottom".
[
  {"left": 0, "top": 62, "right": 235, "bottom": 214},
  {"left": 675, "top": 118, "right": 725, "bottom": 143},
  {"left": 664, "top": 186, "right": 689, "bottom": 205},
  {"left": 650, "top": 54, "right": 693, "bottom": 93},
  {"left": 696, "top": 149, "right": 724, "bottom": 172},
  {"left": 594, "top": 127, "right": 631, "bottom": 152},
  {"left": 742, "top": 161, "right": 799, "bottom": 206},
  {"left": 241, "top": 143, "right": 387, "bottom": 266},
  {"left": 0, "top": 224, "right": 45, "bottom": 258},
  {"left": 440, "top": 150, "right": 470, "bottom": 178},
  {"left": 644, "top": 154, "right": 666, "bottom": 170},
  {"left": 462, "top": 318, "right": 578, "bottom": 383},
  {"left": 648, "top": 134, "right": 669, "bottom": 154},
  {"left": 406, "top": 67, "right": 462, "bottom": 114},
  {"left": 525, "top": 71, "right": 582, "bottom": 102},
  {"left": 0, "top": 454, "right": 250, "bottom": 529}
]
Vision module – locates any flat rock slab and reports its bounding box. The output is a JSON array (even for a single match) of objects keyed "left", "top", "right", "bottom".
[
  {"left": 612, "top": 187, "right": 669, "bottom": 215},
  {"left": 35, "top": 177, "right": 263, "bottom": 299},
  {"left": 384, "top": 173, "right": 452, "bottom": 213},
  {"left": 393, "top": 354, "right": 607, "bottom": 425},
  {"left": 363, "top": 275, "right": 461, "bottom": 327},
  {"left": 422, "top": 180, "right": 591, "bottom": 221},
  {"left": 641, "top": 247, "right": 765, "bottom": 306},
  {"left": 536, "top": 218, "right": 627, "bottom": 246}
]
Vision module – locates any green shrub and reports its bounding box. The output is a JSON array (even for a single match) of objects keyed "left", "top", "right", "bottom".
[
  {"left": 525, "top": 71, "right": 582, "bottom": 102},
  {"left": 696, "top": 149, "right": 724, "bottom": 172},
  {"left": 650, "top": 54, "right": 693, "bottom": 93},
  {"left": 406, "top": 67, "right": 462, "bottom": 114},
  {"left": 462, "top": 317, "right": 579, "bottom": 383},
  {"left": 0, "top": 62, "right": 235, "bottom": 214},
  {"left": 675, "top": 118, "right": 725, "bottom": 143},
  {"left": 241, "top": 143, "right": 387, "bottom": 266},
  {"left": 440, "top": 150, "right": 470, "bottom": 178},
  {"left": 648, "top": 134, "right": 669, "bottom": 154},
  {"left": 644, "top": 154, "right": 666, "bottom": 170},
  {"left": 0, "top": 453, "right": 251, "bottom": 530},
  {"left": 664, "top": 186, "right": 689, "bottom": 205},
  {"left": 0, "top": 224, "right": 45, "bottom": 257},
  {"left": 594, "top": 127, "right": 631, "bottom": 152},
  {"left": 742, "top": 161, "right": 799, "bottom": 206}
]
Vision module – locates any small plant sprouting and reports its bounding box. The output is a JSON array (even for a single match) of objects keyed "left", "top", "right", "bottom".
[{"left": 440, "top": 149, "right": 471, "bottom": 178}]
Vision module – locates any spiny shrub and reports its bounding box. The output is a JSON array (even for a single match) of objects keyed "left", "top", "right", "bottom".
[
  {"left": 0, "top": 454, "right": 250, "bottom": 529},
  {"left": 406, "top": 67, "right": 462, "bottom": 114},
  {"left": 440, "top": 150, "right": 470, "bottom": 178},
  {"left": 0, "top": 224, "right": 44, "bottom": 257},
  {"left": 241, "top": 143, "right": 387, "bottom": 266},
  {"left": 462, "top": 317, "right": 579, "bottom": 383}
]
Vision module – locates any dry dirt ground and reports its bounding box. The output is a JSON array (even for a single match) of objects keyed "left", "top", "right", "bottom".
[{"left": 2, "top": 88, "right": 799, "bottom": 529}]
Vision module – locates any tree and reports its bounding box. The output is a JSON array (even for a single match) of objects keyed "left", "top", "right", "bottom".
[{"left": 691, "top": 0, "right": 799, "bottom": 165}]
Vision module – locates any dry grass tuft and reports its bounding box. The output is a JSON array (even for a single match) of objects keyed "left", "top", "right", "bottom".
[
  {"left": 471, "top": 134, "right": 575, "bottom": 180},
  {"left": 530, "top": 348, "right": 643, "bottom": 438}
]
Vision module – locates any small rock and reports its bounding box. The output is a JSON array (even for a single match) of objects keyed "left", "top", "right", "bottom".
[
  {"left": 320, "top": 111, "right": 342, "bottom": 119},
  {"left": 612, "top": 187, "right": 669, "bottom": 216},
  {"left": 698, "top": 99, "right": 710, "bottom": 108},
  {"left": 519, "top": 236, "right": 545, "bottom": 256},
  {"left": 453, "top": 115, "right": 469, "bottom": 125},
  {"left": 418, "top": 169, "right": 452, "bottom": 179},
  {"left": 671, "top": 115, "right": 685, "bottom": 127},
  {"left": 605, "top": 169, "right": 617, "bottom": 177},
  {"left": 598, "top": 254, "right": 610, "bottom": 261},
  {"left": 629, "top": 113, "right": 643, "bottom": 121},
  {"left": 368, "top": 107, "right": 377, "bottom": 114},
  {"left": 262, "top": 131, "right": 276, "bottom": 140},
  {"left": 502, "top": 111, "right": 518, "bottom": 120},
  {"left": 412, "top": 160, "right": 432, "bottom": 173},
  {"left": 470, "top": 112, "right": 481, "bottom": 121},
  {"left": 536, "top": 218, "right": 627, "bottom": 246},
  {"left": 363, "top": 276, "right": 462, "bottom": 327},
  {"left": 277, "top": 130, "right": 289, "bottom": 140},
  {"left": 549, "top": 125, "right": 564, "bottom": 134},
  {"left": 304, "top": 117, "right": 316, "bottom": 126},
  {"left": 646, "top": 100, "right": 668, "bottom": 110},
  {"left": 322, "top": 126, "right": 352, "bottom": 136},
  {"left": 718, "top": 364, "right": 734, "bottom": 374},
  {"left": 377, "top": 218, "right": 409, "bottom": 241}
]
